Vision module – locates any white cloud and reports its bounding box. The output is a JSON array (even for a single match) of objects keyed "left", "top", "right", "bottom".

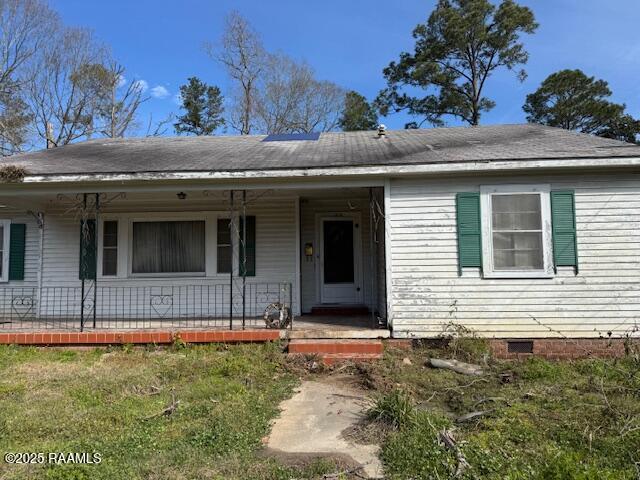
[
  {"left": 131, "top": 79, "right": 148, "bottom": 93},
  {"left": 150, "top": 85, "right": 170, "bottom": 99},
  {"left": 116, "top": 74, "right": 127, "bottom": 88}
]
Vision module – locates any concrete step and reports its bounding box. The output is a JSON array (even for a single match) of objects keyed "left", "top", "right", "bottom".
[
  {"left": 283, "top": 328, "right": 390, "bottom": 340},
  {"left": 287, "top": 339, "right": 383, "bottom": 363}
]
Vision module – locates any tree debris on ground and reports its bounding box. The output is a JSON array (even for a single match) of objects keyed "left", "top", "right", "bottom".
[
  {"left": 438, "top": 428, "right": 471, "bottom": 478},
  {"left": 455, "top": 409, "right": 494, "bottom": 423},
  {"left": 0, "top": 165, "right": 27, "bottom": 182},
  {"left": 145, "top": 390, "right": 179, "bottom": 420},
  {"left": 427, "top": 358, "right": 484, "bottom": 376}
]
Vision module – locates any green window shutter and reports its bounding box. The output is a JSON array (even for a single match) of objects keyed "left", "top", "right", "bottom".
[
  {"left": 456, "top": 193, "right": 482, "bottom": 275},
  {"left": 238, "top": 216, "right": 256, "bottom": 277},
  {"left": 79, "top": 219, "right": 97, "bottom": 280},
  {"left": 8, "top": 223, "right": 26, "bottom": 281},
  {"left": 551, "top": 190, "right": 578, "bottom": 272}
]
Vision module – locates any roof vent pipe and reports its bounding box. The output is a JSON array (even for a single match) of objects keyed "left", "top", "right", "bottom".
[{"left": 377, "top": 124, "right": 386, "bottom": 137}]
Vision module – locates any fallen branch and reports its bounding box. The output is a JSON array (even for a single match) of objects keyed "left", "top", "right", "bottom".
[
  {"left": 438, "top": 429, "right": 471, "bottom": 478},
  {"left": 456, "top": 409, "right": 493, "bottom": 423},
  {"left": 428, "top": 358, "right": 484, "bottom": 376},
  {"left": 144, "top": 391, "right": 180, "bottom": 420}
]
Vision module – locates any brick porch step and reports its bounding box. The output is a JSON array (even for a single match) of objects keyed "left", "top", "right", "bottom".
[
  {"left": 321, "top": 353, "right": 383, "bottom": 365},
  {"left": 287, "top": 339, "right": 383, "bottom": 363}
]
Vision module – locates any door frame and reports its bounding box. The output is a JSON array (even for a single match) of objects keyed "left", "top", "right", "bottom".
[{"left": 315, "top": 213, "right": 363, "bottom": 305}]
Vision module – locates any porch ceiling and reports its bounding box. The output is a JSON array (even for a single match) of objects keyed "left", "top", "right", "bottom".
[{"left": 1, "top": 186, "right": 379, "bottom": 213}]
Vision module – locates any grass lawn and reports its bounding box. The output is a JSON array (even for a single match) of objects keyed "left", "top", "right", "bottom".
[
  {"left": 0, "top": 339, "right": 639, "bottom": 479},
  {"left": 0, "top": 343, "right": 334, "bottom": 480},
  {"left": 361, "top": 339, "right": 640, "bottom": 479}
]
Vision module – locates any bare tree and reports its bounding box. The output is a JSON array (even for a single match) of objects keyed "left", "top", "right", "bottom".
[
  {"left": 295, "top": 78, "right": 345, "bottom": 133},
  {"left": 0, "top": 90, "right": 30, "bottom": 155},
  {"left": 206, "top": 11, "right": 265, "bottom": 135},
  {"left": 25, "top": 26, "right": 109, "bottom": 147},
  {"left": 77, "top": 62, "right": 148, "bottom": 138},
  {"left": 255, "top": 54, "right": 345, "bottom": 134},
  {"left": 0, "top": 0, "right": 56, "bottom": 153},
  {"left": 0, "top": 0, "right": 55, "bottom": 95},
  {"left": 145, "top": 113, "right": 174, "bottom": 137}
]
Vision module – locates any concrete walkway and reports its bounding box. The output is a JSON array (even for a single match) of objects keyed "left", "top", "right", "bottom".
[{"left": 266, "top": 380, "right": 383, "bottom": 479}]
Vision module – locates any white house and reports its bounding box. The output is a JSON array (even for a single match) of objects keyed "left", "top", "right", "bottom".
[{"left": 1, "top": 124, "right": 639, "bottom": 342}]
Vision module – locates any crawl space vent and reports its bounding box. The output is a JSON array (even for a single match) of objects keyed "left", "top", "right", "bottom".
[{"left": 507, "top": 341, "right": 534, "bottom": 354}]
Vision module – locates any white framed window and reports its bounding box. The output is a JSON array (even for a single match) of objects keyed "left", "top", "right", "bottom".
[
  {"left": 101, "top": 220, "right": 119, "bottom": 276},
  {"left": 216, "top": 217, "right": 232, "bottom": 274},
  {"left": 96, "top": 212, "right": 234, "bottom": 279},
  {"left": 481, "top": 184, "right": 553, "bottom": 278},
  {"left": 0, "top": 219, "right": 10, "bottom": 282}
]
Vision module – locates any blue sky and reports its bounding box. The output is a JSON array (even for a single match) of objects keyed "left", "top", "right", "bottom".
[{"left": 50, "top": 0, "right": 640, "bottom": 135}]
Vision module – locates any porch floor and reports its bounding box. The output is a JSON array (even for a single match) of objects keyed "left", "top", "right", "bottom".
[
  {"left": 284, "top": 315, "right": 390, "bottom": 339},
  {"left": 0, "top": 315, "right": 390, "bottom": 340}
]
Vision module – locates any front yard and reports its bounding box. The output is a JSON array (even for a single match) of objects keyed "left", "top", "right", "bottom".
[
  {"left": 362, "top": 340, "right": 640, "bottom": 479},
  {"left": 0, "top": 339, "right": 638, "bottom": 479},
  {"left": 0, "top": 343, "right": 330, "bottom": 480}
]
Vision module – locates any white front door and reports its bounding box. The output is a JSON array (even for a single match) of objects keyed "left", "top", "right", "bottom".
[{"left": 320, "top": 217, "right": 361, "bottom": 304}]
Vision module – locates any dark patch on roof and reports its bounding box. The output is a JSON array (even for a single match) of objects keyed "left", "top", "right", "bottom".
[
  {"left": 263, "top": 132, "right": 320, "bottom": 142},
  {"left": 2, "top": 124, "right": 640, "bottom": 176}
]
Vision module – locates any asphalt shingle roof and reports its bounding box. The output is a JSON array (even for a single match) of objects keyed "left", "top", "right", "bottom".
[{"left": 3, "top": 124, "right": 640, "bottom": 176}]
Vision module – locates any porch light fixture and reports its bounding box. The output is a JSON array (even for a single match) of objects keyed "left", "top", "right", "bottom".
[{"left": 177, "top": 192, "right": 187, "bottom": 200}]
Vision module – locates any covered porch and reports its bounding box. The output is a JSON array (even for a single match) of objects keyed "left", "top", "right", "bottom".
[{"left": 0, "top": 183, "right": 388, "bottom": 337}]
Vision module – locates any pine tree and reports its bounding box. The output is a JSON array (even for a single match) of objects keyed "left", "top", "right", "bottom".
[
  {"left": 376, "top": 0, "right": 537, "bottom": 127},
  {"left": 523, "top": 69, "right": 640, "bottom": 144},
  {"left": 339, "top": 91, "right": 378, "bottom": 131},
  {"left": 174, "top": 77, "right": 225, "bottom": 135}
]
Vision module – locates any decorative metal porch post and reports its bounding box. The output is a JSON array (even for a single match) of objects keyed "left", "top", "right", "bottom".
[
  {"left": 79, "top": 192, "right": 99, "bottom": 332},
  {"left": 93, "top": 193, "right": 99, "bottom": 328},
  {"left": 229, "top": 190, "right": 234, "bottom": 330},
  {"left": 80, "top": 194, "right": 87, "bottom": 332},
  {"left": 227, "top": 189, "right": 248, "bottom": 330},
  {"left": 241, "top": 189, "right": 247, "bottom": 330}
]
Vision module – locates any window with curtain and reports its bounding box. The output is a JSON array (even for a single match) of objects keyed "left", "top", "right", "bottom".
[
  {"left": 217, "top": 218, "right": 231, "bottom": 274},
  {"left": 102, "top": 220, "right": 118, "bottom": 276},
  {"left": 490, "top": 193, "right": 544, "bottom": 270},
  {"left": 131, "top": 220, "right": 205, "bottom": 274}
]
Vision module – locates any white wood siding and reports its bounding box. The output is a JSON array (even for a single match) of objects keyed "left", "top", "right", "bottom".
[
  {"left": 0, "top": 208, "right": 40, "bottom": 319},
  {"left": 388, "top": 173, "right": 640, "bottom": 339},
  {"left": 39, "top": 192, "right": 299, "bottom": 317},
  {"left": 0, "top": 208, "right": 40, "bottom": 289}
]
